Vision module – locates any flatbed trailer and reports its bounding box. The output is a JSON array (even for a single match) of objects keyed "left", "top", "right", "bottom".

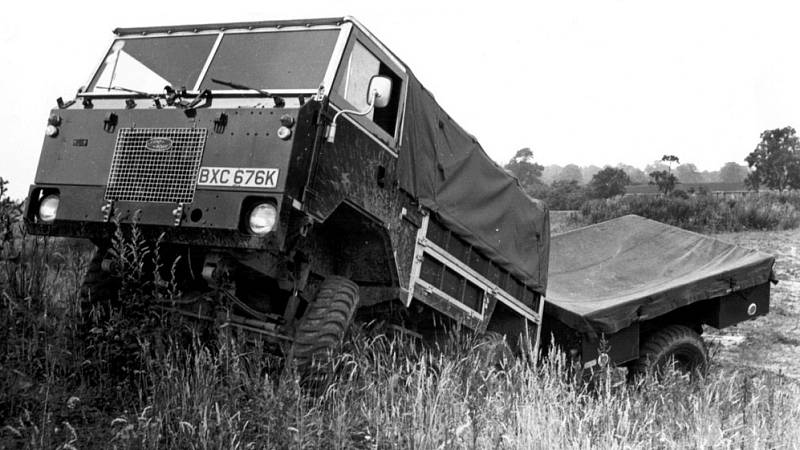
[{"left": 542, "top": 215, "right": 775, "bottom": 373}]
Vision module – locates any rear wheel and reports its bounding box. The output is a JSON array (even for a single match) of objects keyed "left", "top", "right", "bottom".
[
  {"left": 630, "top": 324, "right": 708, "bottom": 379},
  {"left": 476, "top": 331, "right": 515, "bottom": 372},
  {"left": 289, "top": 276, "right": 359, "bottom": 392}
]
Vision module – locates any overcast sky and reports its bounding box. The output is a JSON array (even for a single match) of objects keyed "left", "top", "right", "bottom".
[{"left": 2, "top": 0, "right": 799, "bottom": 199}]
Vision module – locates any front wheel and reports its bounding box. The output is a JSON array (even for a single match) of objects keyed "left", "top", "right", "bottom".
[
  {"left": 629, "top": 324, "right": 708, "bottom": 380},
  {"left": 289, "top": 276, "right": 359, "bottom": 391},
  {"left": 79, "top": 247, "right": 120, "bottom": 328}
]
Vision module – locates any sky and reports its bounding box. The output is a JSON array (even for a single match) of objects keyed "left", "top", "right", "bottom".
[{"left": 2, "top": 0, "right": 799, "bottom": 199}]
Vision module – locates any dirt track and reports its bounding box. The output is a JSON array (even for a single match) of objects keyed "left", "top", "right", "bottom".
[{"left": 708, "top": 229, "right": 800, "bottom": 379}]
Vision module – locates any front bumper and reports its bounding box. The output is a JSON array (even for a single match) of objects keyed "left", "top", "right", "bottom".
[{"left": 25, "top": 184, "right": 289, "bottom": 250}]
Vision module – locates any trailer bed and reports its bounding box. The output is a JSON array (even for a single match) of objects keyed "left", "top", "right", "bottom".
[{"left": 545, "top": 215, "right": 775, "bottom": 334}]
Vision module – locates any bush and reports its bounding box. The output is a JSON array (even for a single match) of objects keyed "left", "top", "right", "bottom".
[
  {"left": 577, "top": 192, "right": 800, "bottom": 232},
  {"left": 529, "top": 180, "right": 589, "bottom": 211}
]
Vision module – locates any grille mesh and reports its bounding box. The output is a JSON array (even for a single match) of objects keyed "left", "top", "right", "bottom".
[{"left": 105, "top": 128, "right": 207, "bottom": 203}]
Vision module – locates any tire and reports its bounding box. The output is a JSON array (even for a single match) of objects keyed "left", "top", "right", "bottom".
[
  {"left": 290, "top": 276, "right": 359, "bottom": 390},
  {"left": 79, "top": 247, "right": 120, "bottom": 328},
  {"left": 630, "top": 324, "right": 708, "bottom": 379}
]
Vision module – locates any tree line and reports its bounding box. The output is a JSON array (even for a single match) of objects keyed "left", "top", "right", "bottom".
[
  {"left": 532, "top": 159, "right": 749, "bottom": 187},
  {"left": 505, "top": 126, "right": 800, "bottom": 208}
]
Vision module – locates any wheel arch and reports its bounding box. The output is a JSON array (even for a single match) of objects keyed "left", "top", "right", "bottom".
[{"left": 306, "top": 200, "right": 400, "bottom": 289}]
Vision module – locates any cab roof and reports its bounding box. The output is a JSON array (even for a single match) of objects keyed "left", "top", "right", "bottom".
[{"left": 113, "top": 17, "right": 347, "bottom": 36}]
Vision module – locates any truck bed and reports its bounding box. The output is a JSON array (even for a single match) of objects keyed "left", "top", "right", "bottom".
[{"left": 544, "top": 215, "right": 775, "bottom": 334}]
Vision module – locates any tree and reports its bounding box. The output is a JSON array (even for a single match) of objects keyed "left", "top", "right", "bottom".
[
  {"left": 718, "top": 162, "right": 748, "bottom": 184},
  {"left": 546, "top": 180, "right": 587, "bottom": 210},
  {"left": 581, "top": 165, "right": 602, "bottom": 184},
  {"left": 589, "top": 167, "right": 631, "bottom": 198},
  {"left": 557, "top": 164, "right": 583, "bottom": 184},
  {"left": 649, "top": 154, "right": 680, "bottom": 195},
  {"left": 675, "top": 163, "right": 703, "bottom": 184},
  {"left": 541, "top": 165, "right": 562, "bottom": 185},
  {"left": 644, "top": 160, "right": 669, "bottom": 174},
  {"left": 617, "top": 164, "right": 649, "bottom": 184},
  {"left": 699, "top": 170, "right": 720, "bottom": 183},
  {"left": 745, "top": 127, "right": 800, "bottom": 191},
  {"left": 504, "top": 148, "right": 544, "bottom": 189}
]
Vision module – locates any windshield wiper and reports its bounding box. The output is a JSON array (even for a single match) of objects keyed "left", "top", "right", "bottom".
[
  {"left": 211, "top": 78, "right": 275, "bottom": 96},
  {"left": 211, "top": 78, "right": 285, "bottom": 107},
  {"left": 95, "top": 85, "right": 165, "bottom": 108}
]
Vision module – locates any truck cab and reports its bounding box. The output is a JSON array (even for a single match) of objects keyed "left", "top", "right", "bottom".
[{"left": 26, "top": 17, "right": 551, "bottom": 376}]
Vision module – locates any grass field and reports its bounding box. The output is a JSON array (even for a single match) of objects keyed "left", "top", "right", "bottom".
[
  {"left": 625, "top": 182, "right": 746, "bottom": 195},
  {"left": 2, "top": 199, "right": 800, "bottom": 448},
  {"left": 706, "top": 228, "right": 800, "bottom": 381}
]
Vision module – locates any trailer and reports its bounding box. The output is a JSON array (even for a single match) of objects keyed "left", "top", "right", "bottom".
[{"left": 542, "top": 215, "right": 775, "bottom": 375}]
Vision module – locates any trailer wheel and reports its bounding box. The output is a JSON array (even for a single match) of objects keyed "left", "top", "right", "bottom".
[
  {"left": 630, "top": 324, "right": 708, "bottom": 379},
  {"left": 79, "top": 247, "right": 120, "bottom": 328},
  {"left": 290, "top": 276, "right": 359, "bottom": 392}
]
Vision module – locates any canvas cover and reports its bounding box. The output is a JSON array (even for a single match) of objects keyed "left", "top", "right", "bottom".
[
  {"left": 397, "top": 75, "right": 549, "bottom": 293},
  {"left": 545, "top": 215, "right": 775, "bottom": 335}
]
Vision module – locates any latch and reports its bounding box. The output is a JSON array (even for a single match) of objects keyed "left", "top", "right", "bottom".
[
  {"left": 56, "top": 97, "right": 75, "bottom": 109},
  {"left": 213, "top": 112, "right": 228, "bottom": 133},
  {"left": 103, "top": 113, "right": 118, "bottom": 133}
]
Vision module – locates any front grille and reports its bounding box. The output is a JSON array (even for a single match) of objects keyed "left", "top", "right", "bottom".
[{"left": 105, "top": 128, "right": 207, "bottom": 203}]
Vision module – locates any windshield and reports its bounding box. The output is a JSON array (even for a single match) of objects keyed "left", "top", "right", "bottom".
[
  {"left": 200, "top": 30, "right": 338, "bottom": 91},
  {"left": 87, "top": 29, "right": 339, "bottom": 95},
  {"left": 88, "top": 35, "right": 217, "bottom": 93}
]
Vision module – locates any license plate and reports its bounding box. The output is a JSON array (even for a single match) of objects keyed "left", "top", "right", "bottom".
[{"left": 197, "top": 167, "right": 279, "bottom": 188}]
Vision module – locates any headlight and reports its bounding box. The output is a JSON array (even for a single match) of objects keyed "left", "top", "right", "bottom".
[
  {"left": 45, "top": 124, "right": 59, "bottom": 137},
  {"left": 248, "top": 203, "right": 277, "bottom": 235},
  {"left": 38, "top": 195, "right": 60, "bottom": 223}
]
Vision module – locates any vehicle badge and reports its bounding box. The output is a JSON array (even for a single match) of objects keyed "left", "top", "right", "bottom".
[{"left": 145, "top": 137, "right": 173, "bottom": 152}]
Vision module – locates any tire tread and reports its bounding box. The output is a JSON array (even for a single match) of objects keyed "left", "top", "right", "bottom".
[
  {"left": 291, "top": 276, "right": 359, "bottom": 372},
  {"left": 631, "top": 324, "right": 708, "bottom": 377}
]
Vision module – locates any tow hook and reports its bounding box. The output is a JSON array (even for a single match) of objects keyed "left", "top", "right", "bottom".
[
  {"left": 101, "top": 200, "right": 114, "bottom": 222},
  {"left": 100, "top": 254, "right": 118, "bottom": 273},
  {"left": 201, "top": 254, "right": 233, "bottom": 288},
  {"left": 172, "top": 203, "right": 184, "bottom": 226}
]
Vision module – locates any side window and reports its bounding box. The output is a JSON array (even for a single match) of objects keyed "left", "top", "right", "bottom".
[{"left": 334, "top": 41, "right": 402, "bottom": 137}]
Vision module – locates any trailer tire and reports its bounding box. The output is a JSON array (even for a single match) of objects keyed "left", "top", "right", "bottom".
[
  {"left": 630, "top": 324, "right": 707, "bottom": 379},
  {"left": 290, "top": 276, "right": 359, "bottom": 392}
]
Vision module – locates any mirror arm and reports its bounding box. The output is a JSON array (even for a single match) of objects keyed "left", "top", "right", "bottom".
[{"left": 326, "top": 90, "right": 377, "bottom": 143}]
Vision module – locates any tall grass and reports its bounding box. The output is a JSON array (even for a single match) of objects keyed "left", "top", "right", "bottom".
[
  {"left": 575, "top": 192, "right": 800, "bottom": 232},
  {"left": 3, "top": 288, "right": 800, "bottom": 449},
  {"left": 2, "top": 181, "right": 800, "bottom": 448}
]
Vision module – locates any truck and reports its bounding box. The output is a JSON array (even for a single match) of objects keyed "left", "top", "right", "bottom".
[{"left": 24, "top": 16, "right": 775, "bottom": 378}]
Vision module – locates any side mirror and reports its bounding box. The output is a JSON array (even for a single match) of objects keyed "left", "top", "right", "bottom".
[
  {"left": 326, "top": 75, "right": 393, "bottom": 144},
  {"left": 367, "top": 76, "right": 392, "bottom": 108}
]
